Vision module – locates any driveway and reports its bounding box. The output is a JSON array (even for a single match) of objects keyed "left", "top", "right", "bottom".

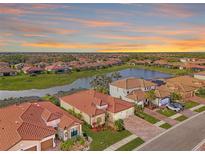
[
  {"left": 124, "top": 116, "right": 164, "bottom": 141},
  {"left": 144, "top": 108, "right": 178, "bottom": 125},
  {"left": 136, "top": 111, "right": 205, "bottom": 151}
]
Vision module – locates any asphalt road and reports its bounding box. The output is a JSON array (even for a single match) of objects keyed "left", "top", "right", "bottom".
[{"left": 136, "top": 111, "right": 205, "bottom": 151}]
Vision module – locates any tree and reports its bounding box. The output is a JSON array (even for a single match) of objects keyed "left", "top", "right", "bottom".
[
  {"left": 111, "top": 72, "right": 122, "bottom": 80},
  {"left": 171, "top": 92, "right": 182, "bottom": 101},
  {"left": 90, "top": 75, "right": 112, "bottom": 94},
  {"left": 146, "top": 90, "right": 156, "bottom": 102},
  {"left": 114, "top": 119, "right": 124, "bottom": 131},
  {"left": 196, "top": 88, "right": 205, "bottom": 96}
]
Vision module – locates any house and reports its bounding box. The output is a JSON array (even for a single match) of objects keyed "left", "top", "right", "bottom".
[
  {"left": 0, "top": 67, "right": 17, "bottom": 76},
  {"left": 165, "top": 76, "right": 205, "bottom": 99},
  {"left": 60, "top": 90, "right": 134, "bottom": 128},
  {"left": 0, "top": 101, "right": 82, "bottom": 151},
  {"left": 45, "top": 65, "right": 70, "bottom": 73},
  {"left": 0, "top": 62, "right": 9, "bottom": 68},
  {"left": 194, "top": 71, "right": 205, "bottom": 80},
  {"left": 153, "top": 85, "right": 171, "bottom": 106},
  {"left": 109, "top": 77, "right": 156, "bottom": 102},
  {"left": 22, "top": 66, "right": 44, "bottom": 74},
  {"left": 125, "top": 90, "right": 147, "bottom": 106}
]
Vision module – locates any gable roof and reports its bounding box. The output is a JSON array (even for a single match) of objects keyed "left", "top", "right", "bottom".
[
  {"left": 110, "top": 77, "right": 156, "bottom": 89},
  {"left": 126, "top": 90, "right": 146, "bottom": 101},
  {"left": 60, "top": 90, "right": 134, "bottom": 117}
]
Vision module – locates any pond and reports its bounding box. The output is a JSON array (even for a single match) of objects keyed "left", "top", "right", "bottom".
[{"left": 0, "top": 68, "right": 172, "bottom": 100}]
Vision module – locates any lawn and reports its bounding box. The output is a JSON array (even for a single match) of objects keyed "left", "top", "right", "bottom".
[
  {"left": 82, "top": 125, "right": 132, "bottom": 151},
  {"left": 157, "top": 108, "right": 177, "bottom": 117},
  {"left": 184, "top": 101, "right": 199, "bottom": 109},
  {"left": 116, "top": 137, "right": 144, "bottom": 151},
  {"left": 135, "top": 111, "right": 160, "bottom": 124},
  {"left": 159, "top": 123, "right": 172, "bottom": 129},
  {"left": 175, "top": 115, "right": 188, "bottom": 122},
  {"left": 194, "top": 106, "right": 205, "bottom": 113}
]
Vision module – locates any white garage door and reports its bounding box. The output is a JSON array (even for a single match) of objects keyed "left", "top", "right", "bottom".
[{"left": 160, "top": 98, "right": 170, "bottom": 106}]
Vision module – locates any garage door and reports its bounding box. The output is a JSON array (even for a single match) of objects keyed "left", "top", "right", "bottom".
[
  {"left": 41, "top": 139, "right": 53, "bottom": 151},
  {"left": 160, "top": 98, "right": 170, "bottom": 106},
  {"left": 25, "top": 146, "right": 37, "bottom": 151}
]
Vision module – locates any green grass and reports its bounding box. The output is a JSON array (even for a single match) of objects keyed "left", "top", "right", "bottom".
[
  {"left": 82, "top": 125, "right": 132, "bottom": 151},
  {"left": 184, "top": 101, "right": 199, "bottom": 109},
  {"left": 157, "top": 108, "right": 177, "bottom": 117},
  {"left": 159, "top": 123, "right": 172, "bottom": 129},
  {"left": 116, "top": 137, "right": 144, "bottom": 151},
  {"left": 175, "top": 115, "right": 188, "bottom": 122},
  {"left": 135, "top": 111, "right": 160, "bottom": 124},
  {"left": 194, "top": 106, "right": 205, "bottom": 113}
]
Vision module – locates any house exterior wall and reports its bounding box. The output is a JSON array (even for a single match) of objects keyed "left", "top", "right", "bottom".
[
  {"left": 194, "top": 74, "right": 205, "bottom": 80},
  {"left": 108, "top": 107, "right": 134, "bottom": 122},
  {"left": 9, "top": 135, "right": 55, "bottom": 151},
  {"left": 90, "top": 113, "right": 105, "bottom": 127}
]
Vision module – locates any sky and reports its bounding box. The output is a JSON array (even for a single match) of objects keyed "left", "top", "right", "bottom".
[{"left": 0, "top": 3, "right": 205, "bottom": 53}]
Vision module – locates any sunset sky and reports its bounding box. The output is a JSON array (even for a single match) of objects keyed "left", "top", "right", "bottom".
[{"left": 0, "top": 3, "right": 205, "bottom": 53}]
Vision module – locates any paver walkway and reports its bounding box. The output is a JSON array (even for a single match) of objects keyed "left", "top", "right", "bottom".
[
  {"left": 169, "top": 113, "right": 182, "bottom": 119},
  {"left": 154, "top": 121, "right": 166, "bottom": 127},
  {"left": 144, "top": 108, "right": 178, "bottom": 126},
  {"left": 104, "top": 134, "right": 138, "bottom": 151},
  {"left": 124, "top": 116, "right": 164, "bottom": 141}
]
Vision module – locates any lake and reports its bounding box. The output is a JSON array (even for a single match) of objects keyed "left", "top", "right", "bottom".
[{"left": 0, "top": 68, "right": 172, "bottom": 100}]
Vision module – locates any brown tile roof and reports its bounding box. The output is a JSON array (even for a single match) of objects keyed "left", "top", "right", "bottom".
[
  {"left": 155, "top": 85, "right": 171, "bottom": 98},
  {"left": 0, "top": 67, "right": 16, "bottom": 73},
  {"left": 194, "top": 71, "right": 205, "bottom": 76},
  {"left": 110, "top": 77, "right": 156, "bottom": 89},
  {"left": 166, "top": 76, "right": 204, "bottom": 93},
  {"left": 126, "top": 90, "right": 146, "bottom": 101},
  {"left": 60, "top": 90, "right": 134, "bottom": 117},
  {"left": 0, "top": 101, "right": 82, "bottom": 150}
]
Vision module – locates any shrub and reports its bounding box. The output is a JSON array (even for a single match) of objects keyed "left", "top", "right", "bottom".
[
  {"left": 114, "top": 119, "right": 124, "bottom": 131},
  {"left": 60, "top": 140, "right": 74, "bottom": 151}
]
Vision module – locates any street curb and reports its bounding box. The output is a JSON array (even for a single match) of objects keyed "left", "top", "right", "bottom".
[
  {"left": 192, "top": 139, "right": 205, "bottom": 151},
  {"left": 134, "top": 110, "right": 205, "bottom": 151}
]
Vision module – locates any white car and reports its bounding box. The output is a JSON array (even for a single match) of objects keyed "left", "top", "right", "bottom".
[{"left": 166, "top": 103, "right": 181, "bottom": 112}]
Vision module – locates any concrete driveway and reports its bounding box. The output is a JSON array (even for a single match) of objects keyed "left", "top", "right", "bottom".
[
  {"left": 136, "top": 111, "right": 205, "bottom": 151},
  {"left": 124, "top": 116, "right": 164, "bottom": 141}
]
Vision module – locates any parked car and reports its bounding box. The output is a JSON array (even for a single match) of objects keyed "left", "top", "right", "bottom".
[{"left": 166, "top": 102, "right": 184, "bottom": 112}]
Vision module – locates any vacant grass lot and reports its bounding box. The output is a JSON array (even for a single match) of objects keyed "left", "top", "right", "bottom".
[
  {"left": 157, "top": 108, "right": 177, "bottom": 117},
  {"left": 184, "top": 101, "right": 199, "bottom": 109},
  {"left": 159, "top": 123, "right": 172, "bottom": 129},
  {"left": 135, "top": 111, "right": 160, "bottom": 124},
  {"left": 194, "top": 106, "right": 205, "bottom": 113},
  {"left": 175, "top": 115, "right": 188, "bottom": 122},
  {"left": 116, "top": 137, "right": 144, "bottom": 151},
  {"left": 82, "top": 125, "right": 132, "bottom": 151}
]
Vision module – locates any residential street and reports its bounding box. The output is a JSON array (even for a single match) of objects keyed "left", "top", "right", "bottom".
[{"left": 136, "top": 111, "right": 205, "bottom": 151}]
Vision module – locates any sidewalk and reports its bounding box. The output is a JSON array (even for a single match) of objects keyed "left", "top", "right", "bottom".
[{"left": 104, "top": 134, "right": 138, "bottom": 151}]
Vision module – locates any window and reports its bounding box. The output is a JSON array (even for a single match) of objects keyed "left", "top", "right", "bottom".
[{"left": 71, "top": 128, "right": 78, "bottom": 137}]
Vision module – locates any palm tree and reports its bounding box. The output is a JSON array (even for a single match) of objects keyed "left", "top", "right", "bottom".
[{"left": 146, "top": 90, "right": 156, "bottom": 104}]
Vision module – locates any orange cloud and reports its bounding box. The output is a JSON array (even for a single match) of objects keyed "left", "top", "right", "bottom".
[{"left": 58, "top": 17, "right": 128, "bottom": 27}]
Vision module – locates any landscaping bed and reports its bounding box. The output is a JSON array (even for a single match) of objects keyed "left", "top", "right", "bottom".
[
  {"left": 159, "top": 123, "right": 172, "bottom": 129},
  {"left": 184, "top": 101, "right": 199, "bottom": 109},
  {"left": 116, "top": 137, "right": 144, "bottom": 151},
  {"left": 194, "top": 106, "right": 205, "bottom": 113},
  {"left": 175, "top": 115, "right": 188, "bottom": 122},
  {"left": 157, "top": 108, "right": 176, "bottom": 117},
  {"left": 135, "top": 111, "right": 160, "bottom": 124},
  {"left": 82, "top": 125, "right": 132, "bottom": 151}
]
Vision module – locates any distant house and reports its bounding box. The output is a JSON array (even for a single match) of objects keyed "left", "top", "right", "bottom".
[
  {"left": 109, "top": 77, "right": 156, "bottom": 103},
  {"left": 45, "top": 65, "right": 70, "bottom": 73},
  {"left": 0, "top": 101, "right": 82, "bottom": 151},
  {"left": 194, "top": 71, "right": 205, "bottom": 80},
  {"left": 60, "top": 90, "right": 134, "bottom": 128},
  {"left": 0, "top": 67, "right": 17, "bottom": 76},
  {"left": 0, "top": 62, "right": 9, "bottom": 68},
  {"left": 22, "top": 66, "right": 44, "bottom": 74}
]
